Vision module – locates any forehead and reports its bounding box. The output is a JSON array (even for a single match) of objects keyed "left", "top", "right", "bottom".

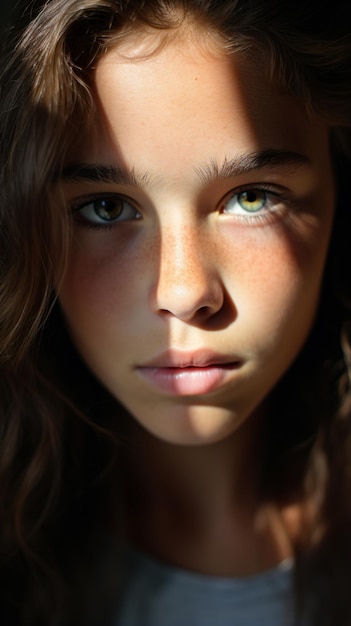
[{"left": 74, "top": 23, "right": 331, "bottom": 183}]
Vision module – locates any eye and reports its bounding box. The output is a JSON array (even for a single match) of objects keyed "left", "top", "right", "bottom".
[
  {"left": 223, "top": 189, "right": 268, "bottom": 215},
  {"left": 219, "top": 187, "right": 289, "bottom": 225},
  {"left": 72, "top": 195, "right": 141, "bottom": 225}
]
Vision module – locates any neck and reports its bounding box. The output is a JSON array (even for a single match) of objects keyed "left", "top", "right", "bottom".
[
  {"left": 127, "top": 408, "right": 264, "bottom": 521},
  {"left": 112, "top": 403, "right": 298, "bottom": 576}
]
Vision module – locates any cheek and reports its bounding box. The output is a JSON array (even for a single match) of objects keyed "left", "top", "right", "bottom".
[
  {"left": 58, "top": 259, "right": 138, "bottom": 377},
  {"left": 60, "top": 234, "right": 147, "bottom": 322},
  {"left": 221, "top": 219, "right": 331, "bottom": 344}
]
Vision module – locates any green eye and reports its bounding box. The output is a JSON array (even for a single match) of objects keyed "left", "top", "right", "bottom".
[{"left": 237, "top": 190, "right": 266, "bottom": 213}]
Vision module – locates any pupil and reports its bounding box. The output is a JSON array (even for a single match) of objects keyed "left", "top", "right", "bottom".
[
  {"left": 246, "top": 191, "right": 258, "bottom": 203},
  {"left": 95, "top": 199, "right": 121, "bottom": 221},
  {"left": 238, "top": 190, "right": 266, "bottom": 212}
]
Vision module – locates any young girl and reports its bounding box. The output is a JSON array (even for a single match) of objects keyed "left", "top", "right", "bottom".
[{"left": 0, "top": 0, "right": 350, "bottom": 624}]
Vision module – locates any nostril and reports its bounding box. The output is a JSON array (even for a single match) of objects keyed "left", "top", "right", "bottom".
[
  {"left": 154, "top": 284, "right": 225, "bottom": 323},
  {"left": 150, "top": 243, "right": 225, "bottom": 322}
]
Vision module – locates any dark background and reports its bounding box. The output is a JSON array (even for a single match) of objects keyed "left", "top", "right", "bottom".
[
  {"left": 1, "top": 0, "right": 16, "bottom": 40},
  {"left": 1, "top": 0, "right": 14, "bottom": 21}
]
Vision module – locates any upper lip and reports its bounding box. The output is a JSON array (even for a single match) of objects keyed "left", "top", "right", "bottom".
[{"left": 138, "top": 349, "right": 241, "bottom": 369}]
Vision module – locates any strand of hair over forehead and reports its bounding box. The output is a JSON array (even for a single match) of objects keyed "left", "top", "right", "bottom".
[{"left": 16, "top": 0, "right": 351, "bottom": 127}]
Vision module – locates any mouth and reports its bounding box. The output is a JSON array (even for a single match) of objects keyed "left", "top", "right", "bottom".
[{"left": 136, "top": 350, "right": 242, "bottom": 396}]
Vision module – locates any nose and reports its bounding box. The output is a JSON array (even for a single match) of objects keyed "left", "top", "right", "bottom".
[{"left": 150, "top": 226, "right": 224, "bottom": 323}]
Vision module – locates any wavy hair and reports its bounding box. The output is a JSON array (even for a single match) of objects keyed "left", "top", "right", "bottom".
[{"left": 0, "top": 0, "right": 351, "bottom": 624}]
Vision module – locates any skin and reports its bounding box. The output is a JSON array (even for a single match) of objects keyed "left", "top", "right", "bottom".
[{"left": 59, "top": 25, "right": 335, "bottom": 574}]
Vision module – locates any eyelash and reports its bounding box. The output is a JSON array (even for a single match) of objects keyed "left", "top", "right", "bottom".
[
  {"left": 219, "top": 184, "right": 293, "bottom": 226},
  {"left": 70, "top": 194, "right": 142, "bottom": 230},
  {"left": 70, "top": 184, "right": 294, "bottom": 230}
]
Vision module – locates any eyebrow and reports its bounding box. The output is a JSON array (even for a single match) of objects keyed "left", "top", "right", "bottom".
[
  {"left": 195, "top": 149, "right": 311, "bottom": 183},
  {"left": 60, "top": 149, "right": 310, "bottom": 187},
  {"left": 60, "top": 164, "right": 157, "bottom": 188}
]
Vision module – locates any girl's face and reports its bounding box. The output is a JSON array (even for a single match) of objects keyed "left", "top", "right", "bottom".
[{"left": 59, "top": 27, "right": 335, "bottom": 446}]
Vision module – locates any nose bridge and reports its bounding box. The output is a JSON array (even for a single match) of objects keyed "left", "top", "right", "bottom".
[
  {"left": 163, "top": 221, "right": 202, "bottom": 279},
  {"left": 151, "top": 217, "right": 223, "bottom": 320}
]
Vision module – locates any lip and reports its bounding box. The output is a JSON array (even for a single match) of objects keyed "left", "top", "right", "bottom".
[{"left": 135, "top": 350, "right": 242, "bottom": 396}]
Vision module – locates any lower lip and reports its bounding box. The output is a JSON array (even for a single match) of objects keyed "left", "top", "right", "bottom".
[{"left": 136, "top": 363, "right": 241, "bottom": 396}]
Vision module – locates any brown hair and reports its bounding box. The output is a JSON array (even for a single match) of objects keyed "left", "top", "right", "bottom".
[{"left": 0, "top": 1, "right": 351, "bottom": 624}]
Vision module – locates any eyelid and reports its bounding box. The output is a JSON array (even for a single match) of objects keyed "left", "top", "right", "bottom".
[
  {"left": 218, "top": 182, "right": 295, "bottom": 208},
  {"left": 69, "top": 191, "right": 141, "bottom": 214},
  {"left": 67, "top": 192, "right": 143, "bottom": 231},
  {"left": 217, "top": 182, "right": 299, "bottom": 226}
]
